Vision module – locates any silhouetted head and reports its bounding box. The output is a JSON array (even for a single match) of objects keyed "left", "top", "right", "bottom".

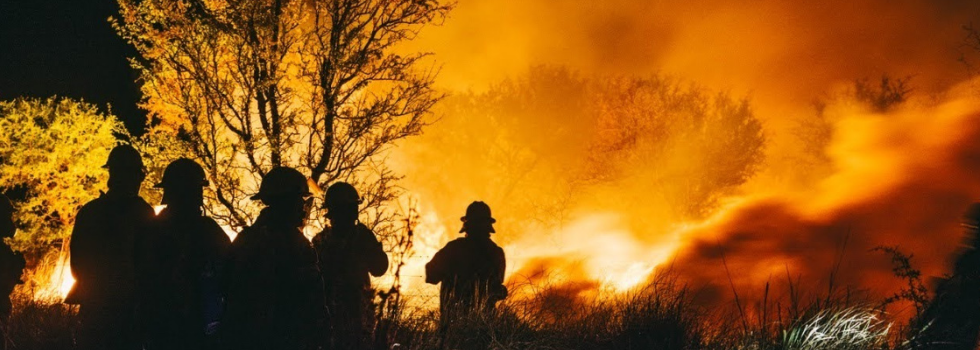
[
  {"left": 104, "top": 144, "right": 145, "bottom": 195},
  {"left": 324, "top": 182, "right": 360, "bottom": 226},
  {"left": 460, "top": 201, "right": 495, "bottom": 238},
  {"left": 156, "top": 158, "right": 208, "bottom": 212},
  {"left": 0, "top": 194, "right": 14, "bottom": 239},
  {"left": 252, "top": 167, "right": 312, "bottom": 228}
]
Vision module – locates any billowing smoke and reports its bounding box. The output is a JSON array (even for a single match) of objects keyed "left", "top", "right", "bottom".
[
  {"left": 672, "top": 86, "right": 980, "bottom": 305},
  {"left": 407, "top": 0, "right": 980, "bottom": 97},
  {"left": 387, "top": 0, "right": 980, "bottom": 307}
]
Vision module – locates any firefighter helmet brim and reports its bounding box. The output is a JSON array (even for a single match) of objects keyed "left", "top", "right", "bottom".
[
  {"left": 323, "top": 181, "right": 361, "bottom": 209},
  {"left": 459, "top": 201, "right": 496, "bottom": 233},
  {"left": 251, "top": 167, "right": 312, "bottom": 201},
  {"left": 155, "top": 158, "right": 209, "bottom": 188},
  {"left": 102, "top": 144, "right": 143, "bottom": 171}
]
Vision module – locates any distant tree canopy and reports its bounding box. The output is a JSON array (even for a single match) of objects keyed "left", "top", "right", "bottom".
[
  {"left": 114, "top": 0, "right": 452, "bottom": 231},
  {"left": 795, "top": 75, "right": 912, "bottom": 179},
  {"left": 0, "top": 98, "right": 126, "bottom": 256},
  {"left": 587, "top": 74, "right": 765, "bottom": 218},
  {"left": 427, "top": 67, "right": 765, "bottom": 222}
]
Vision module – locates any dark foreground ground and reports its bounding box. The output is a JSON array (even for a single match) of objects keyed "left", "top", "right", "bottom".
[{"left": 2, "top": 270, "right": 945, "bottom": 350}]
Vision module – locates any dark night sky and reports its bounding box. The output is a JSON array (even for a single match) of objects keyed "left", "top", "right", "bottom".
[{"left": 0, "top": 0, "right": 145, "bottom": 133}]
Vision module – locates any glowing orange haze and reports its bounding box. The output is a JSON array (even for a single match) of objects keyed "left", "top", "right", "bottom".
[
  {"left": 386, "top": 0, "right": 980, "bottom": 305},
  {"left": 388, "top": 81, "right": 980, "bottom": 307},
  {"left": 33, "top": 0, "right": 980, "bottom": 307}
]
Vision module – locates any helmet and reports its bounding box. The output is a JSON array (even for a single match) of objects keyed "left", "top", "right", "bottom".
[
  {"left": 323, "top": 182, "right": 360, "bottom": 209},
  {"left": 251, "top": 167, "right": 312, "bottom": 201},
  {"left": 459, "top": 201, "right": 496, "bottom": 233},
  {"left": 103, "top": 144, "right": 143, "bottom": 171},
  {"left": 155, "top": 158, "right": 208, "bottom": 188}
]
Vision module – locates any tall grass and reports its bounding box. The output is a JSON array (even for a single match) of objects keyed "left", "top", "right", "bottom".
[
  {"left": 4, "top": 291, "right": 76, "bottom": 350},
  {"left": 0, "top": 249, "right": 953, "bottom": 350},
  {"left": 373, "top": 271, "right": 894, "bottom": 350}
]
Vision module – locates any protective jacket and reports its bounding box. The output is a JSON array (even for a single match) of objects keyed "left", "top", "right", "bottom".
[
  {"left": 68, "top": 191, "right": 154, "bottom": 305},
  {"left": 222, "top": 209, "right": 325, "bottom": 350},
  {"left": 141, "top": 208, "right": 230, "bottom": 349},
  {"left": 68, "top": 191, "right": 154, "bottom": 350},
  {"left": 312, "top": 223, "right": 387, "bottom": 350},
  {"left": 426, "top": 237, "right": 507, "bottom": 317}
]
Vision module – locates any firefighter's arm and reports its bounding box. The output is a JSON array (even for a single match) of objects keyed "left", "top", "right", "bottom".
[
  {"left": 367, "top": 237, "right": 388, "bottom": 277},
  {"left": 361, "top": 225, "right": 389, "bottom": 277},
  {"left": 425, "top": 246, "right": 449, "bottom": 285},
  {"left": 492, "top": 248, "right": 508, "bottom": 300},
  {"left": 68, "top": 205, "right": 96, "bottom": 282}
]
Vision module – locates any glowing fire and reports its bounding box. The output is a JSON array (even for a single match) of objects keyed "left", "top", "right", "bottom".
[
  {"left": 51, "top": 256, "right": 75, "bottom": 299},
  {"left": 500, "top": 213, "right": 678, "bottom": 293},
  {"left": 33, "top": 253, "right": 74, "bottom": 301},
  {"left": 391, "top": 207, "right": 680, "bottom": 299}
]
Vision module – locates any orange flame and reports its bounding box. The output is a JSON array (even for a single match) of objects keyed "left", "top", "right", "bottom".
[{"left": 33, "top": 253, "right": 74, "bottom": 302}]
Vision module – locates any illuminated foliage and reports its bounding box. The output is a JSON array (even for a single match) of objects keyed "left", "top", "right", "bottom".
[
  {"left": 431, "top": 67, "right": 765, "bottom": 222},
  {"left": 113, "top": 0, "right": 452, "bottom": 230},
  {"left": 587, "top": 75, "right": 765, "bottom": 218},
  {"left": 0, "top": 98, "right": 127, "bottom": 255}
]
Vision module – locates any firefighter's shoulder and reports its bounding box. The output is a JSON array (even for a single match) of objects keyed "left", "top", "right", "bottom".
[
  {"left": 199, "top": 216, "right": 231, "bottom": 243},
  {"left": 198, "top": 216, "right": 224, "bottom": 233},
  {"left": 311, "top": 226, "right": 332, "bottom": 247},
  {"left": 132, "top": 196, "right": 154, "bottom": 215},
  {"left": 354, "top": 223, "right": 383, "bottom": 246},
  {"left": 488, "top": 240, "right": 504, "bottom": 252},
  {"left": 441, "top": 238, "right": 470, "bottom": 252},
  {"left": 354, "top": 222, "right": 376, "bottom": 236},
  {"left": 78, "top": 194, "right": 110, "bottom": 212},
  {"left": 74, "top": 195, "right": 113, "bottom": 223}
]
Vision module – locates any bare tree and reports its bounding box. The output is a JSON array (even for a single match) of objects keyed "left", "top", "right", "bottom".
[{"left": 114, "top": 0, "right": 452, "bottom": 230}]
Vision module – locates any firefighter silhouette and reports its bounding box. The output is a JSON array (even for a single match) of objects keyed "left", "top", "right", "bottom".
[
  {"left": 67, "top": 144, "right": 154, "bottom": 350},
  {"left": 426, "top": 201, "right": 507, "bottom": 325},
  {"left": 313, "top": 182, "right": 388, "bottom": 350},
  {"left": 222, "top": 167, "right": 325, "bottom": 350},
  {"left": 140, "top": 158, "right": 230, "bottom": 350},
  {"left": 0, "top": 194, "right": 25, "bottom": 350}
]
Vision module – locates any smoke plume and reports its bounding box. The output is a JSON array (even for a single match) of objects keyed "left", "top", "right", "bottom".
[{"left": 388, "top": 0, "right": 980, "bottom": 306}]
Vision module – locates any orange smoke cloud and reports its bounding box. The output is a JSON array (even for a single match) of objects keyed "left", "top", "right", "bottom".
[
  {"left": 387, "top": 0, "right": 980, "bottom": 308},
  {"left": 409, "top": 0, "right": 980, "bottom": 96},
  {"left": 671, "top": 86, "right": 980, "bottom": 305}
]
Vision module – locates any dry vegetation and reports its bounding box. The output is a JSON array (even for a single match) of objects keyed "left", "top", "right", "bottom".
[{"left": 1, "top": 257, "right": 937, "bottom": 350}]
